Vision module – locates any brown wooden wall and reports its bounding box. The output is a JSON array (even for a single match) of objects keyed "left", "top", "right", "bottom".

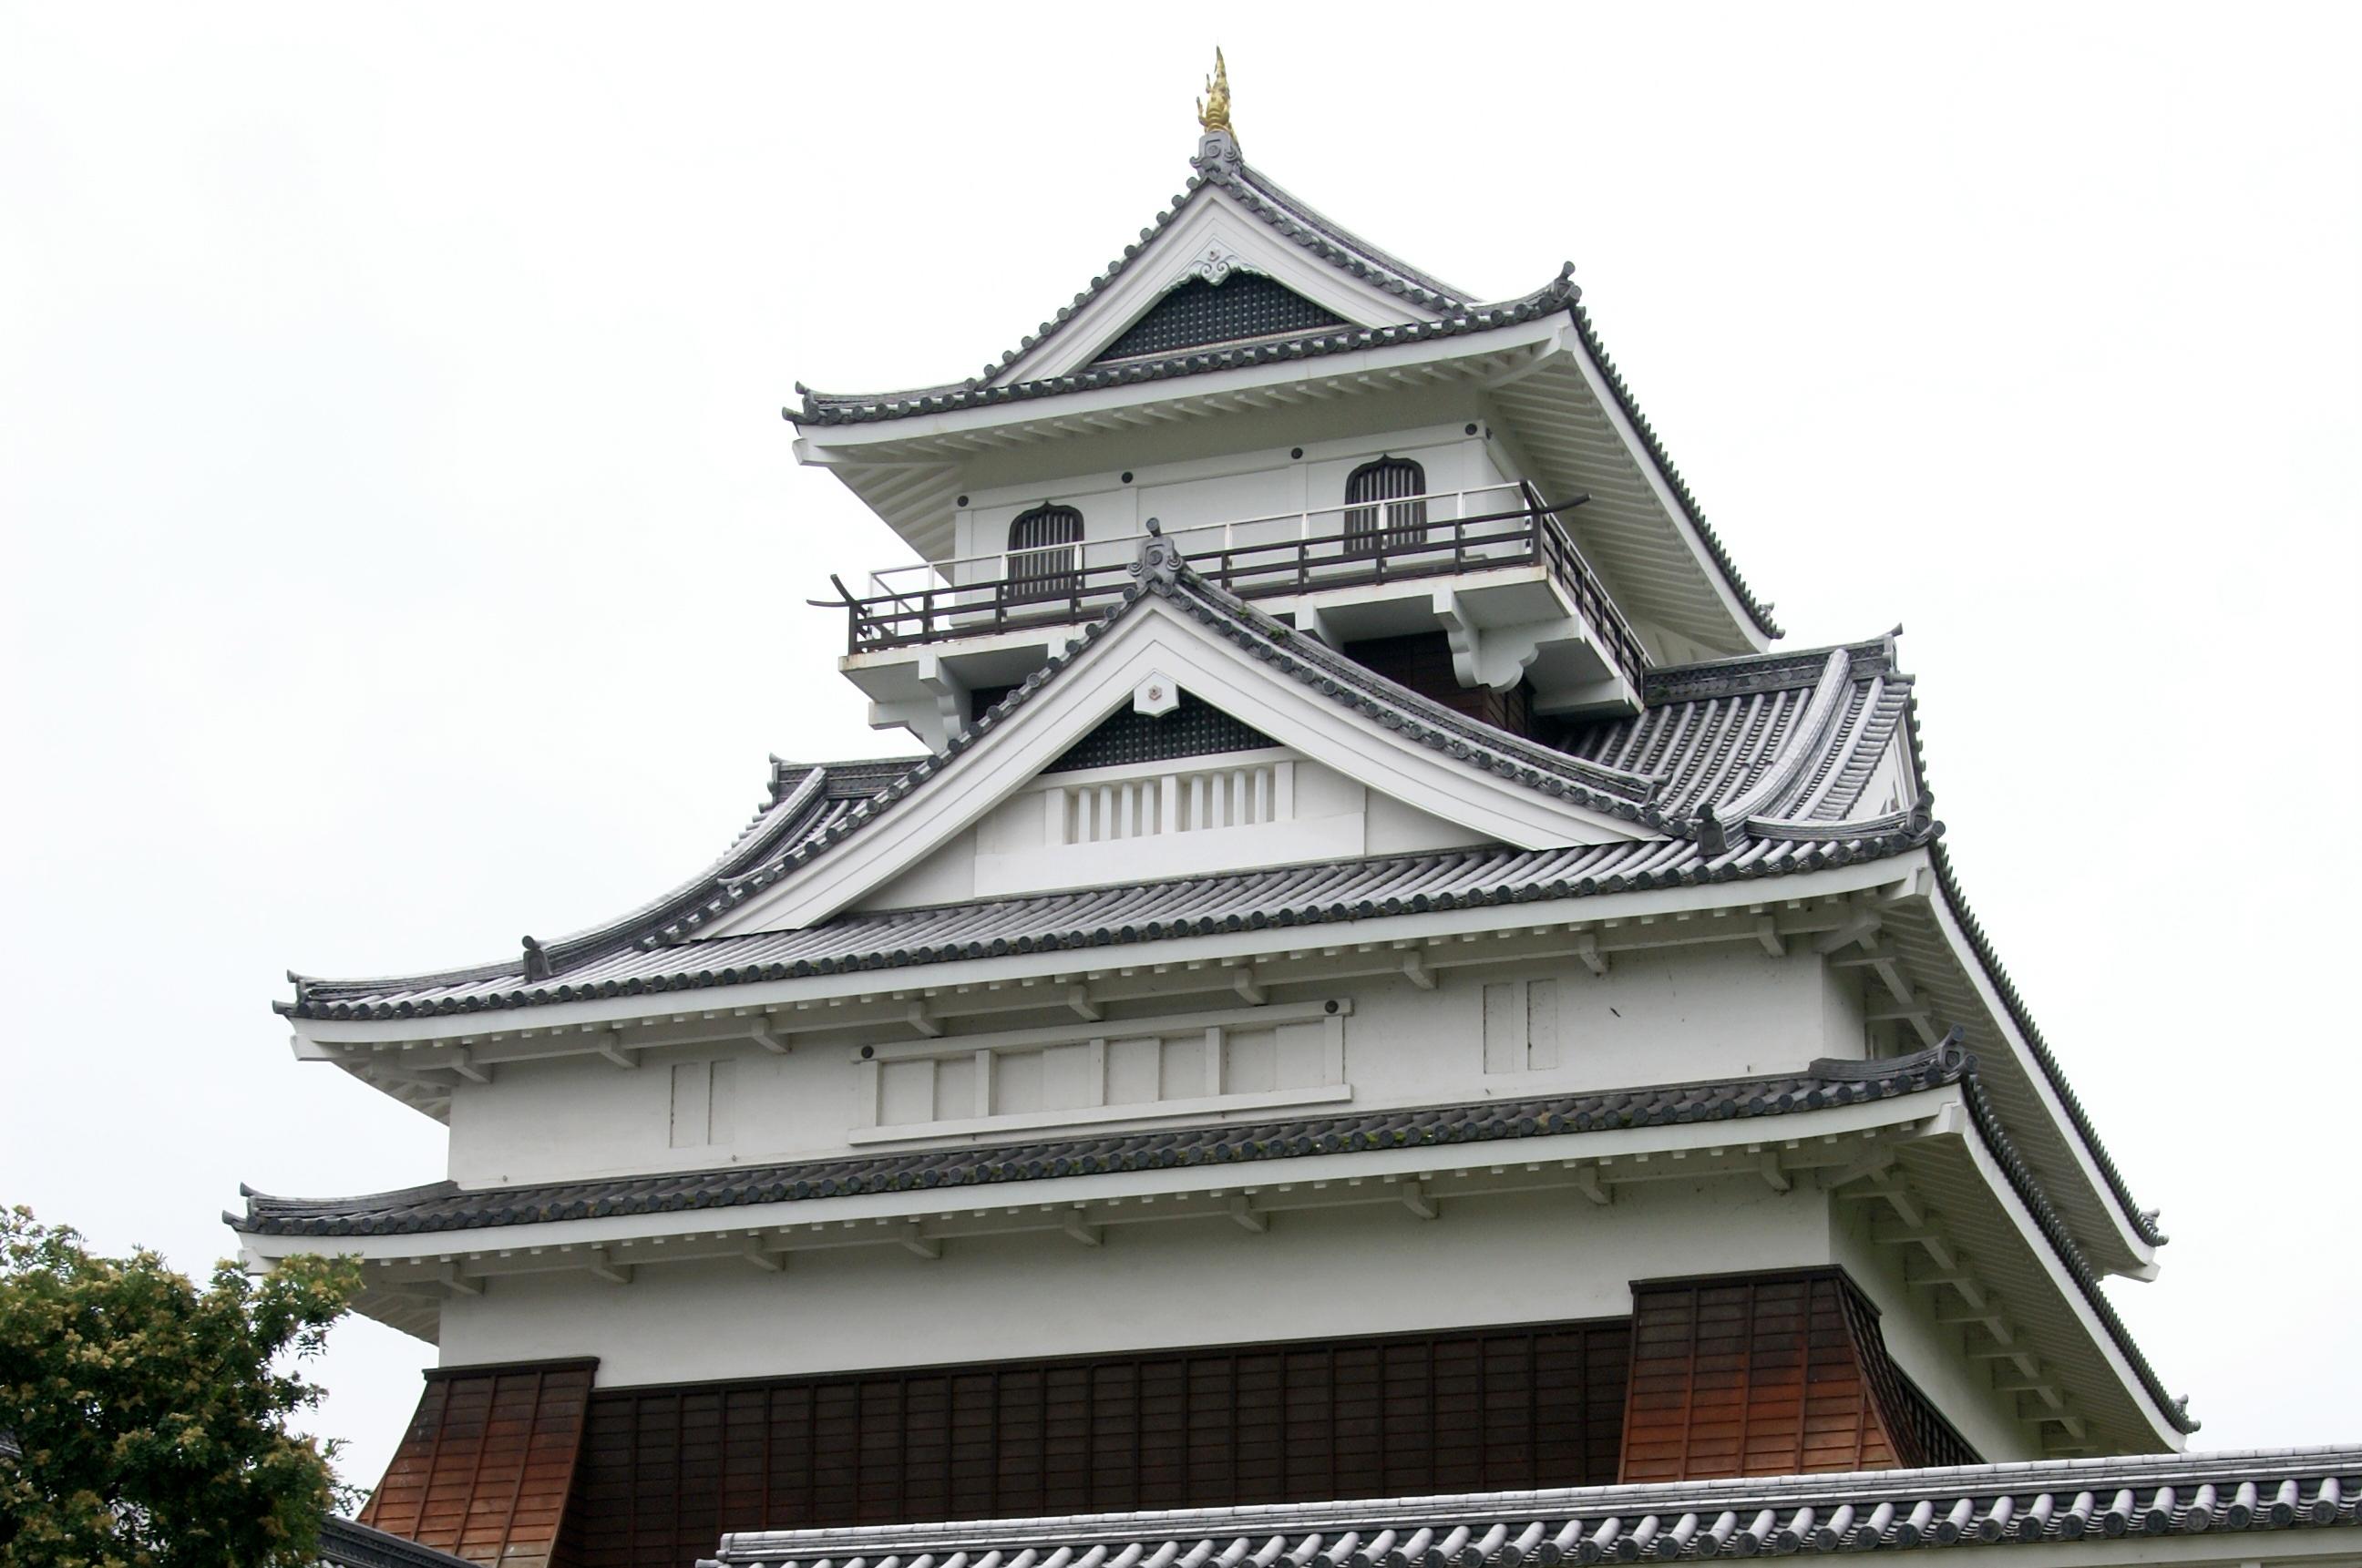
[
  {"left": 360, "top": 1358, "right": 596, "bottom": 1568},
  {"left": 364, "top": 1272, "right": 1984, "bottom": 1568},
  {"left": 550, "top": 1319, "right": 1630, "bottom": 1568},
  {"left": 1619, "top": 1271, "right": 1977, "bottom": 1483}
]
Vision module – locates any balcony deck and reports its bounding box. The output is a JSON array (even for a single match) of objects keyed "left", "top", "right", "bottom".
[{"left": 826, "top": 492, "right": 1651, "bottom": 697}]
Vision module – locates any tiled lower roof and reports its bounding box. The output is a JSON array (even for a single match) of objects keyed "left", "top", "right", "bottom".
[
  {"left": 1563, "top": 640, "right": 1906, "bottom": 821},
  {"left": 316, "top": 1517, "right": 475, "bottom": 1568},
  {"left": 279, "top": 824, "right": 1931, "bottom": 1022},
  {"left": 703, "top": 1447, "right": 2362, "bottom": 1567},
  {"left": 236, "top": 1044, "right": 1967, "bottom": 1239}
]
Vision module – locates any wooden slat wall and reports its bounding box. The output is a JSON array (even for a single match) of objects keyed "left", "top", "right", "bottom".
[
  {"left": 1619, "top": 1270, "right": 1977, "bottom": 1483},
  {"left": 362, "top": 1359, "right": 597, "bottom": 1568},
  {"left": 1834, "top": 1283, "right": 1981, "bottom": 1471},
  {"left": 554, "top": 1320, "right": 1629, "bottom": 1568}
]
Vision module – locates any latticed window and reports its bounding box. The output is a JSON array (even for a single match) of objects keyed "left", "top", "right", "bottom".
[
  {"left": 1005, "top": 504, "right": 1083, "bottom": 603},
  {"left": 1343, "top": 456, "right": 1428, "bottom": 558}
]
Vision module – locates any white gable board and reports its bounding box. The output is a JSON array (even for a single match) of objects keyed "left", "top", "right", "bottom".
[
  {"left": 991, "top": 184, "right": 1444, "bottom": 388},
  {"left": 854, "top": 743, "right": 1500, "bottom": 912},
  {"left": 695, "top": 593, "right": 1648, "bottom": 939}
]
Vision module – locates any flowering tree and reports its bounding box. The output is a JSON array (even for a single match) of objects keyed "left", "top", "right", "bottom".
[{"left": 0, "top": 1206, "right": 360, "bottom": 1568}]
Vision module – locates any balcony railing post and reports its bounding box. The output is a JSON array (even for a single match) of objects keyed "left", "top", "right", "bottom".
[{"left": 838, "top": 489, "right": 1654, "bottom": 688}]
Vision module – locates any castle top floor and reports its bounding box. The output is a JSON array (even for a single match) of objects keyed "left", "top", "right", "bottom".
[{"left": 786, "top": 118, "right": 1779, "bottom": 747}]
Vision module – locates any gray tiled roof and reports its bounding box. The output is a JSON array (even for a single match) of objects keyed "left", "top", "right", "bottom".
[
  {"left": 231, "top": 1037, "right": 2191, "bottom": 1437},
  {"left": 316, "top": 1517, "right": 475, "bottom": 1568},
  {"left": 1565, "top": 637, "right": 1907, "bottom": 820},
  {"left": 279, "top": 829, "right": 1930, "bottom": 1023},
  {"left": 787, "top": 272, "right": 1579, "bottom": 427},
  {"left": 703, "top": 1447, "right": 2362, "bottom": 1567},
  {"left": 277, "top": 572, "right": 1901, "bottom": 1024},
  {"left": 238, "top": 1042, "right": 1967, "bottom": 1239}
]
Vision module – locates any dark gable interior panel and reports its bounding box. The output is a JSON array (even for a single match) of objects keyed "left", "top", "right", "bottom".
[
  {"left": 551, "top": 1320, "right": 1631, "bottom": 1568},
  {"left": 1093, "top": 273, "right": 1347, "bottom": 364},
  {"left": 1044, "top": 692, "right": 1275, "bottom": 773}
]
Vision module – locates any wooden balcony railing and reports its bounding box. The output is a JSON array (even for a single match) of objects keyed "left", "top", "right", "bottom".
[{"left": 823, "top": 492, "right": 1649, "bottom": 692}]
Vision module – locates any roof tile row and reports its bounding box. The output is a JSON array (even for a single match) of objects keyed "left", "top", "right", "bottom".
[{"left": 703, "top": 1448, "right": 2362, "bottom": 1566}]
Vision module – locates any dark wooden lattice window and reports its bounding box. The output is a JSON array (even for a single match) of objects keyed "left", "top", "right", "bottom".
[
  {"left": 1343, "top": 456, "right": 1428, "bottom": 558},
  {"left": 1005, "top": 503, "right": 1083, "bottom": 604}
]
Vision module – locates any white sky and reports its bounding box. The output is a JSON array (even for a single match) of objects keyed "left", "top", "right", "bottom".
[{"left": 3, "top": 2, "right": 2357, "bottom": 1494}]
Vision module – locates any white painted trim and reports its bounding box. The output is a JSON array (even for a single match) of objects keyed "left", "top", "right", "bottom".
[
  {"left": 847, "top": 1083, "right": 1353, "bottom": 1147},
  {"left": 1933, "top": 1109, "right": 2188, "bottom": 1451},
  {"left": 693, "top": 595, "right": 1643, "bottom": 938},
  {"left": 1558, "top": 326, "right": 1773, "bottom": 653},
  {"left": 795, "top": 318, "right": 1565, "bottom": 459},
  {"left": 854, "top": 998, "right": 1345, "bottom": 1063}
]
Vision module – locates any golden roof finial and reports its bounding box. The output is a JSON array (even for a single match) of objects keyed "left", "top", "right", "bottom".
[{"left": 1196, "top": 47, "right": 1233, "bottom": 138}]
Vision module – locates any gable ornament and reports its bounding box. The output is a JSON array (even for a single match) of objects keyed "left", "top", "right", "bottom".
[
  {"left": 1193, "top": 48, "right": 1241, "bottom": 175},
  {"left": 1130, "top": 517, "right": 1185, "bottom": 587}
]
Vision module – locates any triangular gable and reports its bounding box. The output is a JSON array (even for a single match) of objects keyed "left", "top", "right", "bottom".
[
  {"left": 693, "top": 567, "right": 1663, "bottom": 939},
  {"left": 989, "top": 148, "right": 1461, "bottom": 387}
]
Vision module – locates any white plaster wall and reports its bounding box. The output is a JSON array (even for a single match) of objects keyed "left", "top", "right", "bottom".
[
  {"left": 1819, "top": 953, "right": 1871, "bottom": 1060},
  {"left": 436, "top": 1175, "right": 1833, "bottom": 1388},
  {"left": 857, "top": 825, "right": 977, "bottom": 911},
  {"left": 444, "top": 946, "right": 1870, "bottom": 1190},
  {"left": 1829, "top": 1196, "right": 2044, "bottom": 1462},
  {"left": 948, "top": 413, "right": 1525, "bottom": 577}
]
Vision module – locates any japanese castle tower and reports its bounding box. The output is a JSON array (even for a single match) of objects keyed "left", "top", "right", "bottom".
[{"left": 260, "top": 57, "right": 2360, "bottom": 1568}]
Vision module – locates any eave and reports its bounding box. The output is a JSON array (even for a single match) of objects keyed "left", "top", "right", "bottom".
[
  {"left": 709, "top": 1447, "right": 2362, "bottom": 1566},
  {"left": 240, "top": 1046, "right": 2191, "bottom": 1450}
]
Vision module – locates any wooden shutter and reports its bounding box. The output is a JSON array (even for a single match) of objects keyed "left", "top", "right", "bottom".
[
  {"left": 1005, "top": 504, "right": 1083, "bottom": 604},
  {"left": 1343, "top": 457, "right": 1427, "bottom": 558},
  {"left": 552, "top": 1319, "right": 1629, "bottom": 1566}
]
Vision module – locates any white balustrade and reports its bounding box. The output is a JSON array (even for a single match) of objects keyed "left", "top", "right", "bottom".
[{"left": 1043, "top": 760, "right": 1293, "bottom": 846}]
